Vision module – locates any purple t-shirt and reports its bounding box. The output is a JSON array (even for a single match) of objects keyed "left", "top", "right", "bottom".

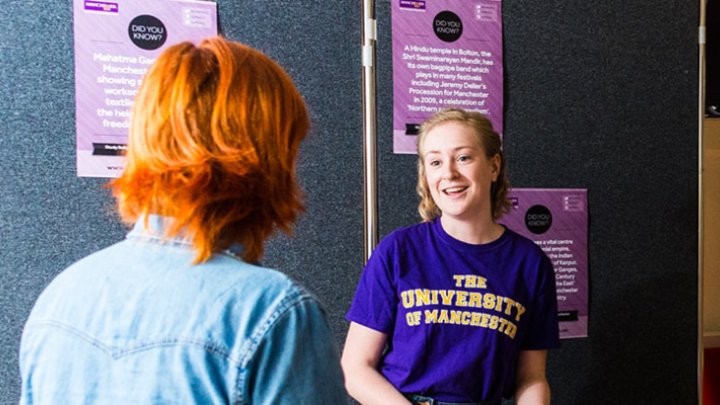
[{"left": 346, "top": 218, "right": 560, "bottom": 402}]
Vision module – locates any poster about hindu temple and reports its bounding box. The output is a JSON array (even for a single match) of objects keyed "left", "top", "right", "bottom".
[
  {"left": 74, "top": 0, "right": 217, "bottom": 177},
  {"left": 392, "top": 0, "right": 503, "bottom": 154},
  {"left": 499, "top": 188, "right": 589, "bottom": 339}
]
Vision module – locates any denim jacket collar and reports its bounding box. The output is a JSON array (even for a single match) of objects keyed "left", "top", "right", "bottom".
[{"left": 127, "top": 214, "right": 246, "bottom": 258}]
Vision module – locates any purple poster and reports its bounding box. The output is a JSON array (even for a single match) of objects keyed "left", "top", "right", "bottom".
[
  {"left": 392, "top": 0, "right": 503, "bottom": 154},
  {"left": 499, "top": 188, "right": 589, "bottom": 339},
  {"left": 73, "top": 0, "right": 217, "bottom": 177}
]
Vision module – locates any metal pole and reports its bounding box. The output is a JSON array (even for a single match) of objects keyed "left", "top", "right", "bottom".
[
  {"left": 361, "top": 0, "right": 378, "bottom": 262},
  {"left": 698, "top": 0, "right": 706, "bottom": 402}
]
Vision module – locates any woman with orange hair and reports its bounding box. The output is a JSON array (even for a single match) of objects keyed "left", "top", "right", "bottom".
[{"left": 19, "top": 37, "right": 346, "bottom": 404}]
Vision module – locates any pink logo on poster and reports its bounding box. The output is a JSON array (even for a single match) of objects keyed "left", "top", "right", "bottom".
[{"left": 84, "top": 1, "right": 119, "bottom": 13}]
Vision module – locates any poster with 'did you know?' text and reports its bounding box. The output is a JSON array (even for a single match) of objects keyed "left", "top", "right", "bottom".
[
  {"left": 499, "top": 188, "right": 589, "bottom": 339},
  {"left": 74, "top": 0, "right": 217, "bottom": 177},
  {"left": 392, "top": 0, "right": 504, "bottom": 154}
]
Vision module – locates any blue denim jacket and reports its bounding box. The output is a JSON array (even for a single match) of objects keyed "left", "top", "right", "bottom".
[{"left": 19, "top": 215, "right": 347, "bottom": 404}]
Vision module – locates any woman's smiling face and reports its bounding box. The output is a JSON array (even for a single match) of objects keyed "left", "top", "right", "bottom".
[{"left": 421, "top": 121, "right": 500, "bottom": 225}]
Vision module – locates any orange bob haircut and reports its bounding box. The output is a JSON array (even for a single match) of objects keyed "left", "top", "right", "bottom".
[{"left": 111, "top": 37, "right": 310, "bottom": 264}]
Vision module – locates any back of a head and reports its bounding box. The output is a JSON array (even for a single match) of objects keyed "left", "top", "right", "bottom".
[{"left": 112, "top": 36, "right": 310, "bottom": 264}]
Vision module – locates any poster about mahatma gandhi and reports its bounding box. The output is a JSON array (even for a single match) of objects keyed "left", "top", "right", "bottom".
[
  {"left": 499, "top": 188, "right": 589, "bottom": 339},
  {"left": 392, "top": 0, "right": 503, "bottom": 154},
  {"left": 73, "top": 0, "right": 217, "bottom": 177}
]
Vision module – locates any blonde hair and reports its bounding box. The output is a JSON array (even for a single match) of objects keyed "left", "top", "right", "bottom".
[
  {"left": 111, "top": 37, "right": 309, "bottom": 263},
  {"left": 416, "top": 108, "right": 511, "bottom": 221}
]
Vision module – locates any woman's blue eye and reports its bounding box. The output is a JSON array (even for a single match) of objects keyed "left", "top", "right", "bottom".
[{"left": 458, "top": 155, "right": 470, "bottom": 162}]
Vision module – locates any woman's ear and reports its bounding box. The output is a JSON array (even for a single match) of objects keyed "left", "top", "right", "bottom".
[{"left": 490, "top": 153, "right": 501, "bottom": 182}]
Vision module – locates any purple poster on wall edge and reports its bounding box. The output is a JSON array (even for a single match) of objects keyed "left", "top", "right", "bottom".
[
  {"left": 73, "top": 0, "right": 217, "bottom": 178},
  {"left": 499, "top": 188, "right": 589, "bottom": 339},
  {"left": 392, "top": 0, "right": 503, "bottom": 154}
]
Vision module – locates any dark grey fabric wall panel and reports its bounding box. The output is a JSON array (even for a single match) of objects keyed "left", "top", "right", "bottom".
[
  {"left": 0, "top": 0, "right": 364, "bottom": 401},
  {"left": 373, "top": 1, "right": 699, "bottom": 404},
  {"left": 498, "top": 4, "right": 697, "bottom": 404},
  {"left": 0, "top": 0, "right": 698, "bottom": 404}
]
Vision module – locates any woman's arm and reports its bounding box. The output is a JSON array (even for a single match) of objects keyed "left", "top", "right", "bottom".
[
  {"left": 515, "top": 350, "right": 551, "bottom": 405},
  {"left": 341, "top": 322, "right": 412, "bottom": 405}
]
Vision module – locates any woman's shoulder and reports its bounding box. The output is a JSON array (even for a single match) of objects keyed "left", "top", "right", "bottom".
[
  {"left": 380, "top": 220, "right": 434, "bottom": 245},
  {"left": 501, "top": 227, "right": 548, "bottom": 258}
]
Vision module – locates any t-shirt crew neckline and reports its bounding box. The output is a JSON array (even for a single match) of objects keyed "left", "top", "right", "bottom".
[{"left": 432, "top": 217, "right": 510, "bottom": 253}]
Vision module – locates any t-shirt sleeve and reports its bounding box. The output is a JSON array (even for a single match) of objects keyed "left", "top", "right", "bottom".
[
  {"left": 345, "top": 238, "right": 398, "bottom": 333},
  {"left": 521, "top": 253, "right": 561, "bottom": 350},
  {"left": 245, "top": 293, "right": 348, "bottom": 404}
]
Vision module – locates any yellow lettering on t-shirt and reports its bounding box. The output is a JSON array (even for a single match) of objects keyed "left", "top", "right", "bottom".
[
  {"left": 439, "top": 290, "right": 455, "bottom": 305},
  {"left": 483, "top": 293, "right": 496, "bottom": 310},
  {"left": 468, "top": 292, "right": 482, "bottom": 308},
  {"left": 406, "top": 311, "right": 422, "bottom": 326},
  {"left": 455, "top": 291, "right": 468, "bottom": 307},
  {"left": 488, "top": 315, "right": 499, "bottom": 330},
  {"left": 471, "top": 311, "right": 483, "bottom": 326},
  {"left": 505, "top": 322, "right": 518, "bottom": 338},
  {"left": 465, "top": 276, "right": 477, "bottom": 288},
  {"left": 452, "top": 275, "right": 488, "bottom": 289},
  {"left": 400, "top": 285, "right": 526, "bottom": 340},
  {"left": 401, "top": 290, "right": 414, "bottom": 308},
  {"left": 502, "top": 297, "right": 516, "bottom": 315},
  {"left": 416, "top": 289, "right": 431, "bottom": 306},
  {"left": 453, "top": 275, "right": 465, "bottom": 287},
  {"left": 480, "top": 313, "right": 490, "bottom": 327},
  {"left": 497, "top": 317, "right": 509, "bottom": 332},
  {"left": 461, "top": 311, "right": 472, "bottom": 325}
]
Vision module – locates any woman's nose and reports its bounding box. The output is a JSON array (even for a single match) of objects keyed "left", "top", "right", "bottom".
[{"left": 441, "top": 162, "right": 458, "bottom": 180}]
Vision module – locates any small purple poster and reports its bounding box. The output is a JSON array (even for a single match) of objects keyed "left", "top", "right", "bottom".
[
  {"left": 73, "top": 0, "right": 217, "bottom": 177},
  {"left": 499, "top": 188, "right": 589, "bottom": 339},
  {"left": 392, "top": 0, "right": 503, "bottom": 154}
]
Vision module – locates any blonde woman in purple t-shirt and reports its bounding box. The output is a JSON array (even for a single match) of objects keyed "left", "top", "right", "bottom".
[{"left": 342, "top": 109, "right": 560, "bottom": 405}]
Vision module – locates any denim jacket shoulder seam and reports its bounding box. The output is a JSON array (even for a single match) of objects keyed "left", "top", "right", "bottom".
[
  {"left": 233, "top": 287, "right": 313, "bottom": 404},
  {"left": 25, "top": 320, "right": 114, "bottom": 355},
  {"left": 237, "top": 286, "right": 311, "bottom": 368}
]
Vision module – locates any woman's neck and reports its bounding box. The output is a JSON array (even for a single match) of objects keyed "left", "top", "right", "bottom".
[{"left": 440, "top": 214, "right": 504, "bottom": 245}]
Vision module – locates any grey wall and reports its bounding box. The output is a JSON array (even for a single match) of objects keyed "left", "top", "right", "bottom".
[{"left": 0, "top": 1, "right": 698, "bottom": 403}]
